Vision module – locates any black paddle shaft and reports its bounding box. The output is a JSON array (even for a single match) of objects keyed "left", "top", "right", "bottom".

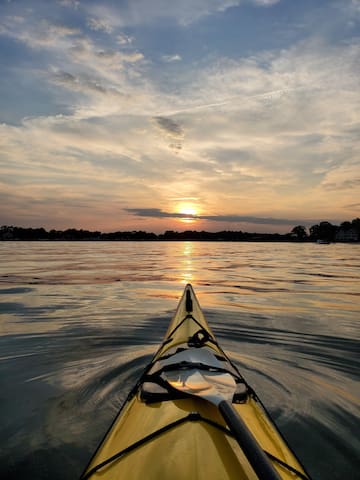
[{"left": 219, "top": 400, "right": 281, "bottom": 480}]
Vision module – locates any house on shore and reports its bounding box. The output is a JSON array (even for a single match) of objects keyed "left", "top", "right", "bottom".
[{"left": 335, "top": 227, "right": 359, "bottom": 242}]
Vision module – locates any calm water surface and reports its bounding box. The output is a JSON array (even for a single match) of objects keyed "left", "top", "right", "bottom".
[{"left": 0, "top": 241, "right": 359, "bottom": 479}]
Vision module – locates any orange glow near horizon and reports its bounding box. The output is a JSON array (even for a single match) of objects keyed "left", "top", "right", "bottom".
[{"left": 176, "top": 203, "right": 199, "bottom": 224}]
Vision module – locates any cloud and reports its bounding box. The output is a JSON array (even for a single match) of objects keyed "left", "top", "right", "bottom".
[
  {"left": 254, "top": 0, "right": 280, "bottom": 5},
  {"left": 162, "top": 54, "right": 182, "bottom": 62},
  {"left": 322, "top": 169, "right": 360, "bottom": 191},
  {"left": 117, "top": 34, "right": 134, "bottom": 45},
  {"left": 0, "top": 11, "right": 144, "bottom": 99},
  {"left": 324, "top": 178, "right": 360, "bottom": 190},
  {"left": 78, "top": 0, "right": 282, "bottom": 31},
  {"left": 87, "top": 17, "right": 113, "bottom": 34},
  {"left": 50, "top": 70, "right": 128, "bottom": 98},
  {"left": 0, "top": 15, "right": 81, "bottom": 53},
  {"left": 154, "top": 117, "right": 184, "bottom": 137},
  {"left": 125, "top": 208, "right": 314, "bottom": 226},
  {"left": 58, "top": 0, "right": 80, "bottom": 8},
  {"left": 120, "top": 1, "right": 282, "bottom": 26},
  {"left": 153, "top": 116, "right": 185, "bottom": 152},
  {"left": 126, "top": 208, "right": 188, "bottom": 219},
  {"left": 31, "top": 29, "right": 147, "bottom": 119},
  {"left": 67, "top": 37, "right": 144, "bottom": 75}
]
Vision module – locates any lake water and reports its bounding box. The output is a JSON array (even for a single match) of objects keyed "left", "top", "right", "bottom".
[{"left": 0, "top": 241, "right": 359, "bottom": 479}]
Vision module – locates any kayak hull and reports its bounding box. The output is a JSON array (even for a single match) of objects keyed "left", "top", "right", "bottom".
[{"left": 81, "top": 284, "right": 309, "bottom": 480}]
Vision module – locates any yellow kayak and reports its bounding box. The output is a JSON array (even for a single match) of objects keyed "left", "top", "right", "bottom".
[{"left": 81, "top": 284, "right": 310, "bottom": 480}]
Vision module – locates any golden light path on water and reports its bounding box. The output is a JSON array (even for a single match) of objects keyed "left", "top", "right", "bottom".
[{"left": 180, "top": 241, "right": 194, "bottom": 285}]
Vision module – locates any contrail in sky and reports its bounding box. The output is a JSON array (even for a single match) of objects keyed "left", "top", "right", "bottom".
[{"left": 158, "top": 87, "right": 301, "bottom": 117}]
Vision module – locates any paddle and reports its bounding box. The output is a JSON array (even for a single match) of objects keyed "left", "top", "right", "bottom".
[{"left": 165, "top": 368, "right": 281, "bottom": 480}]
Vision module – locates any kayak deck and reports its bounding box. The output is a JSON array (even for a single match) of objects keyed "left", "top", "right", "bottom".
[{"left": 81, "top": 284, "right": 310, "bottom": 480}]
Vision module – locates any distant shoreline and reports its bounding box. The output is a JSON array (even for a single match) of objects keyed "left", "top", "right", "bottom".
[
  {"left": 1, "top": 224, "right": 359, "bottom": 243},
  {"left": 1, "top": 239, "right": 359, "bottom": 243}
]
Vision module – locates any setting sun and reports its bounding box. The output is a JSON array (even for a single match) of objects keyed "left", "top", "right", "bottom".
[
  {"left": 176, "top": 203, "right": 199, "bottom": 223},
  {"left": 179, "top": 205, "right": 197, "bottom": 216}
]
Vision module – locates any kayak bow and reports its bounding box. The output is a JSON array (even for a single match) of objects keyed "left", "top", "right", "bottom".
[{"left": 81, "top": 284, "right": 310, "bottom": 480}]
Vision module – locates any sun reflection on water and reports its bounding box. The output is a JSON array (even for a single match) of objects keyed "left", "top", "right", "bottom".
[{"left": 180, "top": 241, "right": 195, "bottom": 284}]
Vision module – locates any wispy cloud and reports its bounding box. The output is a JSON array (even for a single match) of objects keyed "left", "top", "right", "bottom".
[
  {"left": 345, "top": 202, "right": 360, "bottom": 209},
  {"left": 118, "top": 0, "right": 281, "bottom": 26},
  {"left": 254, "top": 0, "right": 280, "bottom": 5},
  {"left": 50, "top": 70, "right": 129, "bottom": 98},
  {"left": 87, "top": 17, "right": 114, "bottom": 34},
  {"left": 58, "top": 0, "right": 80, "bottom": 9},
  {"left": 162, "top": 54, "right": 182, "bottom": 62},
  {"left": 0, "top": 15, "right": 81, "bottom": 49},
  {"left": 117, "top": 34, "right": 134, "bottom": 45}
]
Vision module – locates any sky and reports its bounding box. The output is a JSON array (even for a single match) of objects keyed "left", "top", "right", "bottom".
[{"left": 0, "top": 0, "right": 359, "bottom": 233}]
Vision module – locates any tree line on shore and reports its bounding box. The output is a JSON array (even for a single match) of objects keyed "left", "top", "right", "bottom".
[{"left": 1, "top": 218, "right": 359, "bottom": 242}]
